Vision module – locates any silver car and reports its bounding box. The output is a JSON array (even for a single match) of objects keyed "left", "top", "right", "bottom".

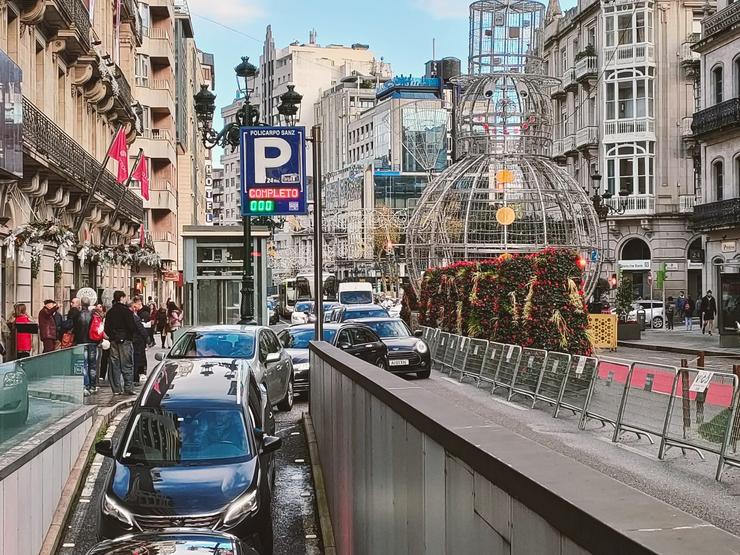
[
  {"left": 0, "top": 361, "right": 29, "bottom": 426},
  {"left": 155, "top": 325, "right": 295, "bottom": 411}
]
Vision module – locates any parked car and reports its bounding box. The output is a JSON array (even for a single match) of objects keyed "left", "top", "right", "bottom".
[
  {"left": 86, "top": 529, "right": 258, "bottom": 555},
  {"left": 266, "top": 300, "right": 279, "bottom": 326},
  {"left": 156, "top": 325, "right": 295, "bottom": 411},
  {"left": 332, "top": 304, "right": 390, "bottom": 323},
  {"left": 0, "top": 361, "right": 28, "bottom": 426},
  {"left": 627, "top": 300, "right": 664, "bottom": 328},
  {"left": 354, "top": 318, "right": 431, "bottom": 378},
  {"left": 95, "top": 359, "right": 281, "bottom": 554},
  {"left": 291, "top": 301, "right": 315, "bottom": 325}
]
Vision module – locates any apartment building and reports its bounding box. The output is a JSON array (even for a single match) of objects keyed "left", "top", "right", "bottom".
[
  {"left": 0, "top": 0, "right": 144, "bottom": 324},
  {"left": 691, "top": 0, "right": 740, "bottom": 344},
  {"left": 217, "top": 94, "right": 247, "bottom": 226},
  {"left": 542, "top": 0, "right": 707, "bottom": 300}
]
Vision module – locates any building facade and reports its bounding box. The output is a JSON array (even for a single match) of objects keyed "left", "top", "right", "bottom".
[
  {"left": 217, "top": 95, "right": 246, "bottom": 226},
  {"left": 542, "top": 0, "right": 706, "bottom": 303},
  {"left": 691, "top": 0, "right": 740, "bottom": 343},
  {"left": 0, "top": 0, "right": 144, "bottom": 332}
]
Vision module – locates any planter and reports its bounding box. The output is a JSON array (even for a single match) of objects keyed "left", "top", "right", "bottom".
[{"left": 617, "top": 322, "right": 641, "bottom": 340}]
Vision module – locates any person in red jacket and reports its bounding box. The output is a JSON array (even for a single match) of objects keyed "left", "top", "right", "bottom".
[{"left": 12, "top": 304, "right": 33, "bottom": 358}]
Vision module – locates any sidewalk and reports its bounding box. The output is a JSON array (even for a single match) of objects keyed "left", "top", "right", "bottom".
[{"left": 618, "top": 328, "right": 740, "bottom": 358}]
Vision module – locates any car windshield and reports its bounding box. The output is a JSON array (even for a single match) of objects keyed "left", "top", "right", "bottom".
[
  {"left": 363, "top": 320, "right": 410, "bottom": 338},
  {"left": 339, "top": 291, "right": 373, "bottom": 304},
  {"left": 279, "top": 328, "right": 337, "bottom": 349},
  {"left": 323, "top": 302, "right": 338, "bottom": 311},
  {"left": 345, "top": 308, "right": 387, "bottom": 320},
  {"left": 295, "top": 301, "right": 313, "bottom": 313},
  {"left": 169, "top": 332, "right": 255, "bottom": 359},
  {"left": 121, "top": 406, "right": 250, "bottom": 465},
  {"left": 99, "top": 535, "right": 238, "bottom": 555}
]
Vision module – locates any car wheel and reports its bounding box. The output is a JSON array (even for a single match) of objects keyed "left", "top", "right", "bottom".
[
  {"left": 376, "top": 358, "right": 388, "bottom": 371},
  {"left": 416, "top": 369, "right": 431, "bottom": 379},
  {"left": 652, "top": 316, "right": 664, "bottom": 329},
  {"left": 277, "top": 376, "right": 294, "bottom": 412}
]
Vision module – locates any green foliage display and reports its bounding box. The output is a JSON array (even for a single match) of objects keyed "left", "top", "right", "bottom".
[{"left": 615, "top": 272, "right": 635, "bottom": 321}]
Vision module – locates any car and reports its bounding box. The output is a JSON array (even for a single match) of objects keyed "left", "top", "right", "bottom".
[
  {"left": 95, "top": 359, "right": 281, "bottom": 554},
  {"left": 291, "top": 301, "right": 315, "bottom": 325},
  {"left": 266, "top": 300, "right": 279, "bottom": 326},
  {"left": 354, "top": 318, "right": 431, "bottom": 378},
  {"left": 318, "top": 301, "right": 341, "bottom": 322},
  {"left": 332, "top": 304, "right": 390, "bottom": 323},
  {"left": 86, "top": 529, "right": 258, "bottom": 555},
  {"left": 156, "top": 325, "right": 295, "bottom": 412},
  {"left": 337, "top": 281, "right": 374, "bottom": 305},
  {"left": 0, "top": 361, "right": 28, "bottom": 426},
  {"left": 278, "top": 322, "right": 389, "bottom": 375},
  {"left": 627, "top": 300, "right": 665, "bottom": 328}
]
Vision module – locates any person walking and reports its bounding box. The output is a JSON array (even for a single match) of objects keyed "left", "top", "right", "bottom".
[
  {"left": 701, "top": 290, "right": 718, "bottom": 335},
  {"left": 167, "top": 301, "right": 183, "bottom": 346},
  {"left": 684, "top": 295, "right": 694, "bottom": 331},
  {"left": 146, "top": 298, "right": 157, "bottom": 347},
  {"left": 156, "top": 306, "right": 169, "bottom": 348},
  {"left": 60, "top": 297, "right": 80, "bottom": 348},
  {"left": 131, "top": 298, "right": 149, "bottom": 384},
  {"left": 73, "top": 297, "right": 97, "bottom": 395},
  {"left": 95, "top": 304, "right": 110, "bottom": 382},
  {"left": 666, "top": 296, "right": 675, "bottom": 330},
  {"left": 38, "top": 300, "right": 60, "bottom": 353},
  {"left": 11, "top": 304, "right": 33, "bottom": 358},
  {"left": 104, "top": 291, "right": 137, "bottom": 395}
]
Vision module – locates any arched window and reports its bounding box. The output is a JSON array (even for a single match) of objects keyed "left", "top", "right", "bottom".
[
  {"left": 734, "top": 56, "right": 740, "bottom": 98},
  {"left": 713, "top": 159, "right": 724, "bottom": 201},
  {"left": 712, "top": 65, "right": 724, "bottom": 105},
  {"left": 735, "top": 153, "right": 740, "bottom": 199},
  {"left": 621, "top": 237, "right": 651, "bottom": 260}
]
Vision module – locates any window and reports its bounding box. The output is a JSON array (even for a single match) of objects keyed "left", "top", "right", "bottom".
[
  {"left": 712, "top": 65, "right": 723, "bottom": 105},
  {"left": 605, "top": 141, "right": 655, "bottom": 196},
  {"left": 713, "top": 160, "right": 724, "bottom": 201},
  {"left": 350, "top": 327, "right": 379, "bottom": 345},
  {"left": 605, "top": 68, "right": 654, "bottom": 120},
  {"left": 734, "top": 57, "right": 740, "bottom": 97},
  {"left": 604, "top": 6, "right": 652, "bottom": 46},
  {"left": 587, "top": 26, "right": 596, "bottom": 47}
]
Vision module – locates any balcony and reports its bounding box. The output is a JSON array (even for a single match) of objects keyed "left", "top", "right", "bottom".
[
  {"left": 679, "top": 194, "right": 698, "bottom": 214},
  {"left": 602, "top": 43, "right": 654, "bottom": 68},
  {"left": 691, "top": 198, "right": 740, "bottom": 231},
  {"left": 138, "top": 128, "right": 176, "bottom": 162},
  {"left": 604, "top": 118, "right": 655, "bottom": 141},
  {"left": 152, "top": 231, "right": 177, "bottom": 261},
  {"left": 134, "top": 78, "right": 175, "bottom": 112},
  {"left": 574, "top": 56, "right": 597, "bottom": 85},
  {"left": 121, "top": 0, "right": 142, "bottom": 45},
  {"left": 603, "top": 194, "right": 655, "bottom": 216},
  {"left": 692, "top": 98, "right": 740, "bottom": 138},
  {"left": 576, "top": 125, "right": 599, "bottom": 150},
  {"left": 18, "top": 0, "right": 91, "bottom": 58},
  {"left": 144, "top": 28, "right": 174, "bottom": 62},
  {"left": 679, "top": 34, "right": 701, "bottom": 78},
  {"left": 550, "top": 138, "right": 567, "bottom": 161},
  {"left": 702, "top": 0, "right": 740, "bottom": 38},
  {"left": 563, "top": 134, "right": 578, "bottom": 156},
  {"left": 562, "top": 67, "right": 578, "bottom": 92},
  {"left": 145, "top": 180, "right": 178, "bottom": 213},
  {"left": 21, "top": 97, "right": 143, "bottom": 225}
]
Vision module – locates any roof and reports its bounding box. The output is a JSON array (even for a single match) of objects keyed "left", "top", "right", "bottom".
[
  {"left": 343, "top": 304, "right": 385, "bottom": 310},
  {"left": 185, "top": 325, "right": 266, "bottom": 334}
]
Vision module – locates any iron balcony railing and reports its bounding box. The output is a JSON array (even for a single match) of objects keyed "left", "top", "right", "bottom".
[
  {"left": 703, "top": 0, "right": 740, "bottom": 38},
  {"left": 692, "top": 98, "right": 740, "bottom": 138},
  {"left": 22, "top": 97, "right": 144, "bottom": 224},
  {"left": 691, "top": 198, "right": 740, "bottom": 230},
  {"left": 57, "top": 0, "right": 91, "bottom": 51}
]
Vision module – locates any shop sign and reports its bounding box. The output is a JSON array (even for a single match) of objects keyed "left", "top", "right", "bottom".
[
  {"left": 722, "top": 241, "right": 736, "bottom": 253},
  {"left": 163, "top": 270, "right": 180, "bottom": 282},
  {"left": 617, "top": 259, "right": 651, "bottom": 270}
]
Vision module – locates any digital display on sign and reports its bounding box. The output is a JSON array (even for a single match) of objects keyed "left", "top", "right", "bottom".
[{"left": 240, "top": 126, "right": 308, "bottom": 216}]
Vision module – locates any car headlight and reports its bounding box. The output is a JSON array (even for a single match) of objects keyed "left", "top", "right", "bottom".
[
  {"left": 294, "top": 362, "right": 310, "bottom": 372},
  {"left": 3, "top": 370, "right": 24, "bottom": 388},
  {"left": 415, "top": 340, "right": 428, "bottom": 354},
  {"left": 223, "top": 487, "right": 259, "bottom": 526},
  {"left": 102, "top": 493, "right": 134, "bottom": 527}
]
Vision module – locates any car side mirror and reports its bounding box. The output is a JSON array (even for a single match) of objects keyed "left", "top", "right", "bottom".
[
  {"left": 261, "top": 435, "right": 282, "bottom": 454},
  {"left": 95, "top": 439, "right": 114, "bottom": 458},
  {"left": 413, "top": 329, "right": 423, "bottom": 337},
  {"left": 266, "top": 352, "right": 280, "bottom": 364},
  {"left": 338, "top": 343, "right": 352, "bottom": 350},
  {"left": 154, "top": 352, "right": 165, "bottom": 361}
]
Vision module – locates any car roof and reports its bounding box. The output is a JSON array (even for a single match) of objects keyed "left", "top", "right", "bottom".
[
  {"left": 185, "top": 325, "right": 269, "bottom": 334},
  {"left": 350, "top": 317, "right": 403, "bottom": 324},
  {"left": 287, "top": 322, "right": 368, "bottom": 331},
  {"left": 142, "top": 359, "right": 252, "bottom": 408},
  {"left": 342, "top": 304, "right": 385, "bottom": 310}
]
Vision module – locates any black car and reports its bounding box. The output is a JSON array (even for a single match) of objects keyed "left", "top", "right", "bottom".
[
  {"left": 354, "top": 318, "right": 431, "bottom": 378},
  {"left": 278, "top": 323, "right": 389, "bottom": 378},
  {"left": 95, "top": 359, "right": 281, "bottom": 554},
  {"left": 86, "top": 529, "right": 258, "bottom": 554},
  {"left": 332, "top": 304, "right": 390, "bottom": 322}
]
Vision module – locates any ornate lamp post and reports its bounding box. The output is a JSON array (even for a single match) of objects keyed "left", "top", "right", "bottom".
[
  {"left": 590, "top": 170, "right": 630, "bottom": 222},
  {"left": 193, "top": 56, "right": 259, "bottom": 324}
]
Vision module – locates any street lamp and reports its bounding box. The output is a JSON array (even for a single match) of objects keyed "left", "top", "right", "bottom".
[
  {"left": 590, "top": 170, "right": 630, "bottom": 222},
  {"left": 277, "top": 85, "right": 303, "bottom": 126},
  {"left": 193, "top": 56, "right": 260, "bottom": 325}
]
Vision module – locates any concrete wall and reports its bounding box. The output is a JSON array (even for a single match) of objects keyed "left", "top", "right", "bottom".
[
  {"left": 0, "top": 407, "right": 95, "bottom": 555},
  {"left": 309, "top": 343, "right": 740, "bottom": 554}
]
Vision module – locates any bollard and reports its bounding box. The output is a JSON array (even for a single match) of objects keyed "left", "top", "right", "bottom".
[{"left": 680, "top": 359, "right": 691, "bottom": 431}]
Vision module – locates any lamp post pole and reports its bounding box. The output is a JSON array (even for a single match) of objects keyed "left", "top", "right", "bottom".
[{"left": 312, "top": 125, "right": 324, "bottom": 340}]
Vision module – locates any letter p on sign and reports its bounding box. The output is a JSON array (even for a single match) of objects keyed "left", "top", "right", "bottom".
[{"left": 254, "top": 137, "right": 292, "bottom": 183}]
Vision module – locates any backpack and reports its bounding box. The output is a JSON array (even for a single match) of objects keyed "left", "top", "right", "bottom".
[
  {"left": 89, "top": 313, "right": 104, "bottom": 342},
  {"left": 60, "top": 330, "right": 75, "bottom": 348}
]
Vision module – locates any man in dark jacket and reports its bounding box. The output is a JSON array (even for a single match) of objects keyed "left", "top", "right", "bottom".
[
  {"left": 38, "top": 300, "right": 59, "bottom": 353},
  {"left": 131, "top": 297, "right": 149, "bottom": 384},
  {"left": 701, "top": 290, "right": 718, "bottom": 335},
  {"left": 74, "top": 297, "right": 97, "bottom": 395},
  {"left": 104, "top": 291, "right": 137, "bottom": 395}
]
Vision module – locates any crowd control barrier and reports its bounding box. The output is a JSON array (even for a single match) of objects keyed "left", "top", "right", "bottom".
[{"left": 417, "top": 326, "right": 740, "bottom": 481}]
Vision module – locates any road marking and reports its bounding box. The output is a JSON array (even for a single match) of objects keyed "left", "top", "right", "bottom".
[
  {"left": 62, "top": 544, "right": 75, "bottom": 548},
  {"left": 290, "top": 432, "right": 300, "bottom": 436},
  {"left": 442, "top": 377, "right": 463, "bottom": 386},
  {"left": 305, "top": 534, "right": 318, "bottom": 539},
  {"left": 295, "top": 458, "right": 305, "bottom": 463},
  {"left": 596, "top": 436, "right": 654, "bottom": 459},
  {"left": 491, "top": 397, "right": 528, "bottom": 411}
]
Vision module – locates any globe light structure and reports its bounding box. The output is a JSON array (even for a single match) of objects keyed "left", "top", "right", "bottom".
[{"left": 407, "top": 0, "right": 603, "bottom": 295}]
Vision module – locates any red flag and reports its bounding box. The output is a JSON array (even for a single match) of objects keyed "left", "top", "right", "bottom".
[
  {"left": 132, "top": 155, "right": 149, "bottom": 200},
  {"left": 139, "top": 224, "right": 145, "bottom": 247},
  {"left": 108, "top": 127, "right": 129, "bottom": 183}
]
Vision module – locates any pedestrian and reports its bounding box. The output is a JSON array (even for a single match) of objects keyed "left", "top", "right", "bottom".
[
  {"left": 38, "top": 299, "right": 60, "bottom": 353},
  {"left": 156, "top": 306, "right": 169, "bottom": 348},
  {"left": 147, "top": 297, "right": 157, "bottom": 347},
  {"left": 676, "top": 291, "right": 686, "bottom": 315},
  {"left": 684, "top": 295, "right": 694, "bottom": 331},
  {"left": 11, "top": 304, "right": 33, "bottom": 358},
  {"left": 167, "top": 301, "right": 183, "bottom": 346},
  {"left": 104, "top": 291, "right": 137, "bottom": 395},
  {"left": 91, "top": 303, "right": 108, "bottom": 384},
  {"left": 60, "top": 297, "right": 80, "bottom": 348},
  {"left": 131, "top": 298, "right": 148, "bottom": 384},
  {"left": 701, "top": 290, "right": 717, "bottom": 335},
  {"left": 74, "top": 297, "right": 97, "bottom": 395},
  {"left": 665, "top": 296, "right": 674, "bottom": 330},
  {"left": 694, "top": 295, "right": 703, "bottom": 332},
  {"left": 137, "top": 297, "right": 153, "bottom": 348}
]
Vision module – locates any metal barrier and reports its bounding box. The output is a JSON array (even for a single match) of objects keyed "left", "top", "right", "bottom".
[
  {"left": 510, "top": 347, "right": 548, "bottom": 402},
  {"left": 433, "top": 332, "right": 450, "bottom": 370},
  {"left": 659, "top": 367, "right": 740, "bottom": 481},
  {"left": 478, "top": 341, "right": 505, "bottom": 389},
  {"left": 581, "top": 358, "right": 631, "bottom": 431},
  {"left": 532, "top": 351, "right": 572, "bottom": 410},
  {"left": 441, "top": 333, "right": 459, "bottom": 374},
  {"left": 492, "top": 343, "right": 522, "bottom": 397},
  {"left": 612, "top": 361, "right": 679, "bottom": 445},
  {"left": 556, "top": 355, "right": 599, "bottom": 430},
  {"left": 458, "top": 338, "right": 489, "bottom": 384},
  {"left": 424, "top": 327, "right": 440, "bottom": 361},
  {"left": 452, "top": 335, "right": 469, "bottom": 376}
]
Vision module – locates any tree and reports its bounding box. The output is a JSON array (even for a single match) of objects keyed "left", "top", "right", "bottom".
[{"left": 615, "top": 272, "right": 635, "bottom": 322}]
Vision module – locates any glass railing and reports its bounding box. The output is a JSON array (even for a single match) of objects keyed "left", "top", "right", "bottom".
[{"left": 0, "top": 346, "right": 86, "bottom": 453}]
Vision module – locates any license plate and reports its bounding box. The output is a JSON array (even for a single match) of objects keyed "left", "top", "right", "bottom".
[{"left": 389, "top": 359, "right": 409, "bottom": 366}]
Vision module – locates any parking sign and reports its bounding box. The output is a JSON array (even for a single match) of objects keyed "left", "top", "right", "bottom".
[{"left": 240, "top": 126, "right": 308, "bottom": 216}]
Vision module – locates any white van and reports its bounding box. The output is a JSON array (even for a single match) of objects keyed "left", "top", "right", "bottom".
[{"left": 338, "top": 282, "right": 374, "bottom": 305}]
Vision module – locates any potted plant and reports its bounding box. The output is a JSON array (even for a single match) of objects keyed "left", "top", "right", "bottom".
[
  {"left": 574, "top": 44, "right": 597, "bottom": 62},
  {"left": 615, "top": 274, "right": 640, "bottom": 340}
]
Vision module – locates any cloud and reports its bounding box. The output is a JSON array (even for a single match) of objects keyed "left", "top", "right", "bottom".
[
  {"left": 187, "top": 0, "right": 267, "bottom": 22},
  {"left": 414, "top": 0, "right": 470, "bottom": 19}
]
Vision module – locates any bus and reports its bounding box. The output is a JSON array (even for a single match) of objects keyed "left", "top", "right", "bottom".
[
  {"left": 295, "top": 273, "right": 337, "bottom": 301},
  {"left": 278, "top": 278, "right": 298, "bottom": 318}
]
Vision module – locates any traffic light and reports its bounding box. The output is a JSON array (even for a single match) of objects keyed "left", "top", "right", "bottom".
[{"left": 609, "top": 273, "right": 618, "bottom": 289}]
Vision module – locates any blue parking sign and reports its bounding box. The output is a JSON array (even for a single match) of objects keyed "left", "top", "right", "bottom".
[{"left": 240, "top": 126, "right": 308, "bottom": 216}]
